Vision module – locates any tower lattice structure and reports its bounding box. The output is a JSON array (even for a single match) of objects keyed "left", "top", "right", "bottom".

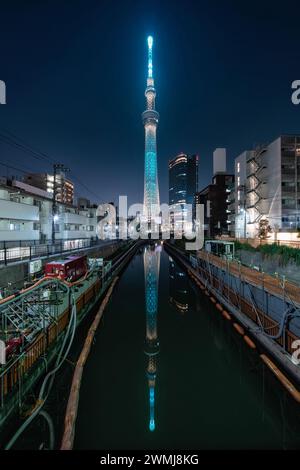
[{"left": 142, "top": 36, "right": 160, "bottom": 222}]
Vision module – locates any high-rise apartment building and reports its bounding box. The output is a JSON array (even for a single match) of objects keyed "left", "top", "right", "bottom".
[{"left": 24, "top": 172, "right": 74, "bottom": 205}]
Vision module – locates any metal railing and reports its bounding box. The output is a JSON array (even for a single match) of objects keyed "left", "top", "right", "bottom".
[
  {"left": 0, "top": 238, "right": 110, "bottom": 266},
  {"left": 218, "top": 236, "right": 300, "bottom": 249}
]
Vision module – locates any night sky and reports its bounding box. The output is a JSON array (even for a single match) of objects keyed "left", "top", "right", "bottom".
[{"left": 0, "top": 0, "right": 299, "bottom": 206}]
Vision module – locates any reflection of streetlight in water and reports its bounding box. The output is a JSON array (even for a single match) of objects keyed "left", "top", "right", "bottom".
[{"left": 143, "top": 244, "right": 160, "bottom": 432}]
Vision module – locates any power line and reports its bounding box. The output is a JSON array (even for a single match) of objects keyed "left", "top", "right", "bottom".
[
  {"left": 0, "top": 129, "right": 103, "bottom": 202},
  {"left": 0, "top": 160, "right": 37, "bottom": 176},
  {"left": 71, "top": 175, "right": 103, "bottom": 202},
  {"left": 0, "top": 134, "right": 53, "bottom": 166},
  {"left": 0, "top": 128, "right": 54, "bottom": 164}
]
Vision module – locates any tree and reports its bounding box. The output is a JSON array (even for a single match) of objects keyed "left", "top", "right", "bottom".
[{"left": 258, "top": 218, "right": 272, "bottom": 239}]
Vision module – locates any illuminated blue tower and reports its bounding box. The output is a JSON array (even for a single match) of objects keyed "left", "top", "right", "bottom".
[
  {"left": 142, "top": 36, "right": 160, "bottom": 222},
  {"left": 143, "top": 245, "right": 160, "bottom": 432}
]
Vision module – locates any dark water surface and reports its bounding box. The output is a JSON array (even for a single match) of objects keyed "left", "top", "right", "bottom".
[{"left": 73, "top": 245, "right": 300, "bottom": 450}]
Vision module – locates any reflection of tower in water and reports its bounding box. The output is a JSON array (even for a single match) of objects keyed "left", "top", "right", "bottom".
[{"left": 143, "top": 244, "right": 160, "bottom": 432}]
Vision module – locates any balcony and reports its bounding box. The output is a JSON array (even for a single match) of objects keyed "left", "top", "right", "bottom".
[
  {"left": 0, "top": 229, "right": 39, "bottom": 242},
  {"left": 282, "top": 156, "right": 296, "bottom": 166},
  {"left": 0, "top": 199, "right": 39, "bottom": 221},
  {"left": 63, "top": 212, "right": 89, "bottom": 225},
  {"left": 62, "top": 230, "right": 96, "bottom": 239},
  {"left": 281, "top": 167, "right": 296, "bottom": 176},
  {"left": 281, "top": 189, "right": 296, "bottom": 198}
]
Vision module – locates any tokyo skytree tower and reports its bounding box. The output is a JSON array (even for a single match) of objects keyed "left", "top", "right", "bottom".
[{"left": 142, "top": 36, "right": 160, "bottom": 221}]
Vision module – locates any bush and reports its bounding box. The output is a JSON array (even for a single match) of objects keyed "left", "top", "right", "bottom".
[
  {"left": 259, "top": 244, "right": 300, "bottom": 265},
  {"left": 234, "top": 241, "right": 256, "bottom": 252},
  {"left": 234, "top": 241, "right": 300, "bottom": 265}
]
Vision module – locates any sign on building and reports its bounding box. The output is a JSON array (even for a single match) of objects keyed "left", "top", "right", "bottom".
[
  {"left": 88, "top": 257, "right": 104, "bottom": 268},
  {"left": 0, "top": 340, "right": 6, "bottom": 365},
  {"left": 29, "top": 259, "right": 42, "bottom": 275},
  {"left": 0, "top": 80, "right": 6, "bottom": 105}
]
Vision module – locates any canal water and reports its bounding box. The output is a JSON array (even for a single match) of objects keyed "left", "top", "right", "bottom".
[
  {"left": 7, "top": 244, "right": 300, "bottom": 449},
  {"left": 73, "top": 244, "right": 300, "bottom": 449}
]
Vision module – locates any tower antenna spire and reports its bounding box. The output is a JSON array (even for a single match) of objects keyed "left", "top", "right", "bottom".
[{"left": 147, "top": 36, "right": 153, "bottom": 79}]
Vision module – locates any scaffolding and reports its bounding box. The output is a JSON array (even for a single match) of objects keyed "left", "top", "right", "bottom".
[{"left": 0, "top": 280, "right": 67, "bottom": 345}]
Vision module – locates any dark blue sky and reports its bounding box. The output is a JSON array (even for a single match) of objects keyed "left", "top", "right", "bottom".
[{"left": 0, "top": 0, "right": 299, "bottom": 205}]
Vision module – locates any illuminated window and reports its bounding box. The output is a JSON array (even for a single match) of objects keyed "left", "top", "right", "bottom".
[
  {"left": 9, "top": 222, "right": 20, "bottom": 231},
  {"left": 238, "top": 191, "right": 241, "bottom": 201},
  {"left": 237, "top": 162, "right": 240, "bottom": 173}
]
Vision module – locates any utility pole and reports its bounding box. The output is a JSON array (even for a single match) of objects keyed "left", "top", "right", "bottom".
[{"left": 51, "top": 163, "right": 70, "bottom": 243}]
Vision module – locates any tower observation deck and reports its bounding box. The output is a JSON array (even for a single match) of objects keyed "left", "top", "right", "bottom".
[{"left": 143, "top": 36, "right": 160, "bottom": 223}]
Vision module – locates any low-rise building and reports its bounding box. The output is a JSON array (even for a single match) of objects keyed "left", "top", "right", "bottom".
[
  {"left": 0, "top": 178, "right": 97, "bottom": 244},
  {"left": 196, "top": 173, "right": 234, "bottom": 238},
  {"left": 196, "top": 148, "right": 234, "bottom": 238}
]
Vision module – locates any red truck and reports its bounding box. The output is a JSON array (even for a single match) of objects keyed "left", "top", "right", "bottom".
[
  {"left": 5, "top": 336, "right": 23, "bottom": 360},
  {"left": 44, "top": 255, "right": 87, "bottom": 282}
]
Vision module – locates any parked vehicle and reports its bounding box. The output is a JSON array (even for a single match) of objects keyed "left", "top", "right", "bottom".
[{"left": 45, "top": 255, "right": 87, "bottom": 282}]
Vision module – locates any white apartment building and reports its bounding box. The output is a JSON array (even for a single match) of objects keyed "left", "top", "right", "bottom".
[
  {"left": 234, "top": 150, "right": 253, "bottom": 238},
  {"left": 233, "top": 135, "right": 300, "bottom": 241},
  {"left": 0, "top": 178, "right": 98, "bottom": 245}
]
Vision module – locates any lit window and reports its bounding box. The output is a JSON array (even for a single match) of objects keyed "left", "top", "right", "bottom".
[
  {"left": 237, "top": 162, "right": 240, "bottom": 173},
  {"left": 238, "top": 191, "right": 240, "bottom": 201}
]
